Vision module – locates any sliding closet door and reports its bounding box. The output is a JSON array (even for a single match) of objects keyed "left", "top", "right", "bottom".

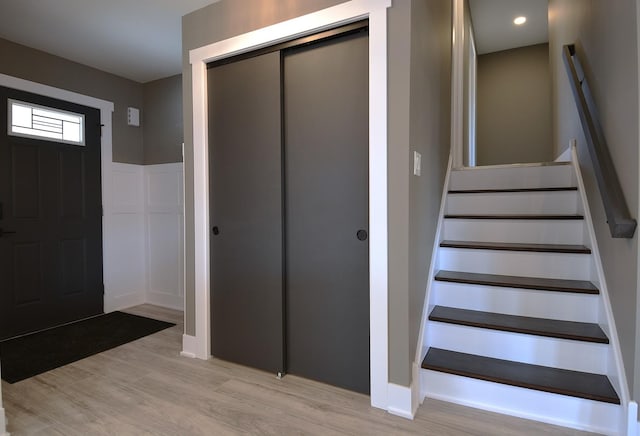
[
  {"left": 284, "top": 32, "right": 370, "bottom": 393},
  {"left": 208, "top": 52, "right": 284, "bottom": 373}
]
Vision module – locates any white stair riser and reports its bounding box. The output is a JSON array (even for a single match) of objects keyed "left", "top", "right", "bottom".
[
  {"left": 443, "top": 219, "right": 584, "bottom": 245},
  {"left": 438, "top": 248, "right": 591, "bottom": 280},
  {"left": 421, "top": 370, "right": 622, "bottom": 435},
  {"left": 450, "top": 165, "right": 574, "bottom": 191},
  {"left": 446, "top": 191, "right": 579, "bottom": 215},
  {"left": 432, "top": 282, "right": 599, "bottom": 323},
  {"left": 426, "top": 322, "right": 608, "bottom": 374}
]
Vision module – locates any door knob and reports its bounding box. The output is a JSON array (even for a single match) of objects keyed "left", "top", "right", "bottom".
[
  {"left": 356, "top": 229, "right": 368, "bottom": 241},
  {"left": 0, "top": 228, "right": 16, "bottom": 238},
  {"left": 212, "top": 226, "right": 220, "bottom": 236}
]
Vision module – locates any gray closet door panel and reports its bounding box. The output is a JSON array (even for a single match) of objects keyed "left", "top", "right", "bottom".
[
  {"left": 208, "top": 51, "right": 284, "bottom": 373},
  {"left": 284, "top": 33, "right": 370, "bottom": 393}
]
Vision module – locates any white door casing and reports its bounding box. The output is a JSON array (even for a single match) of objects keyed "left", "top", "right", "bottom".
[{"left": 187, "top": 0, "right": 391, "bottom": 410}]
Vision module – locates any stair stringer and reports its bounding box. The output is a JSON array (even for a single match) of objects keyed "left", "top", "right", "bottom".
[
  {"left": 570, "top": 141, "right": 631, "bottom": 430},
  {"left": 414, "top": 158, "right": 627, "bottom": 435},
  {"left": 421, "top": 369, "right": 622, "bottom": 434},
  {"left": 412, "top": 153, "right": 453, "bottom": 414}
]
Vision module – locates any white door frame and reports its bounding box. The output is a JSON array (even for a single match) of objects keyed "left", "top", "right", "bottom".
[
  {"left": 468, "top": 31, "right": 477, "bottom": 167},
  {"left": 0, "top": 73, "right": 114, "bottom": 307},
  {"left": 186, "top": 0, "right": 391, "bottom": 409},
  {"left": 451, "top": 0, "right": 466, "bottom": 168}
]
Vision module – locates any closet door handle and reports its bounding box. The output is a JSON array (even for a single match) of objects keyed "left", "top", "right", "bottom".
[
  {"left": 356, "top": 229, "right": 367, "bottom": 241},
  {"left": 212, "top": 226, "right": 220, "bottom": 236}
]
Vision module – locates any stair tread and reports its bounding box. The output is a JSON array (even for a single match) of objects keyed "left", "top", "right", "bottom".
[
  {"left": 444, "top": 214, "right": 584, "bottom": 220},
  {"left": 448, "top": 187, "right": 578, "bottom": 194},
  {"left": 421, "top": 348, "right": 620, "bottom": 404},
  {"left": 435, "top": 270, "right": 599, "bottom": 294},
  {"left": 440, "top": 240, "right": 591, "bottom": 254},
  {"left": 429, "top": 306, "right": 609, "bottom": 343}
]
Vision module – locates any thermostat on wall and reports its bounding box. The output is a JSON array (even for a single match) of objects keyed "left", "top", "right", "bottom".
[{"left": 127, "top": 107, "right": 140, "bottom": 127}]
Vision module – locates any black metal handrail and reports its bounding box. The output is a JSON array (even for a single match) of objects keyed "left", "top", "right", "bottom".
[{"left": 563, "top": 44, "right": 636, "bottom": 238}]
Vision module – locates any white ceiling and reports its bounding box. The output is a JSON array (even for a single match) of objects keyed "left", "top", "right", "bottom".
[
  {"left": 469, "top": 0, "right": 549, "bottom": 55},
  {"left": 0, "top": 0, "right": 220, "bottom": 83}
]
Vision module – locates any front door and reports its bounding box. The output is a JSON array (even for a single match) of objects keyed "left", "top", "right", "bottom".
[{"left": 0, "top": 86, "right": 103, "bottom": 340}]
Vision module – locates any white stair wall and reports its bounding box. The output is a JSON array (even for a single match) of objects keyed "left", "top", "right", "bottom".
[
  {"left": 446, "top": 190, "right": 579, "bottom": 215},
  {"left": 426, "top": 321, "right": 608, "bottom": 374},
  {"left": 431, "top": 282, "right": 599, "bottom": 322},
  {"left": 421, "top": 370, "right": 623, "bottom": 435},
  {"left": 449, "top": 163, "right": 574, "bottom": 191},
  {"left": 442, "top": 219, "right": 585, "bottom": 245},
  {"left": 417, "top": 160, "right": 628, "bottom": 435},
  {"left": 438, "top": 248, "right": 591, "bottom": 280},
  {"left": 570, "top": 143, "right": 630, "bottom": 420}
]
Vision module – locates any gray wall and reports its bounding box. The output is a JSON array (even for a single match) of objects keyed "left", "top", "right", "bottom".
[
  {"left": 408, "top": 0, "right": 452, "bottom": 379},
  {"left": 388, "top": 0, "right": 452, "bottom": 387},
  {"left": 476, "top": 43, "right": 553, "bottom": 165},
  {"left": 143, "top": 74, "right": 183, "bottom": 164},
  {"left": 182, "top": 0, "right": 351, "bottom": 340},
  {"left": 388, "top": 1, "right": 412, "bottom": 386},
  {"left": 549, "top": 0, "right": 640, "bottom": 401},
  {"left": 182, "top": 0, "right": 452, "bottom": 387},
  {"left": 0, "top": 37, "right": 145, "bottom": 164}
]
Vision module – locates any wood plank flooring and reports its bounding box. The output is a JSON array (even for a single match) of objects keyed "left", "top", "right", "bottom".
[{"left": 2, "top": 305, "right": 597, "bottom": 435}]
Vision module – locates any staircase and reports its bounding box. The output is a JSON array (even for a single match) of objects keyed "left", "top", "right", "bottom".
[{"left": 419, "top": 162, "right": 627, "bottom": 434}]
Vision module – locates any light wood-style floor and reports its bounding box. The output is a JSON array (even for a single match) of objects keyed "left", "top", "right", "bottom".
[{"left": 2, "top": 304, "right": 596, "bottom": 435}]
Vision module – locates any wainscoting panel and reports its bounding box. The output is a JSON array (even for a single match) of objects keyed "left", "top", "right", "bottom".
[
  {"left": 104, "top": 163, "right": 146, "bottom": 312},
  {"left": 104, "top": 162, "right": 184, "bottom": 313},
  {"left": 145, "top": 163, "right": 184, "bottom": 310}
]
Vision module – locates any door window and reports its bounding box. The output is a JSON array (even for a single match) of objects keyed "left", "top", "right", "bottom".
[{"left": 8, "top": 99, "right": 85, "bottom": 146}]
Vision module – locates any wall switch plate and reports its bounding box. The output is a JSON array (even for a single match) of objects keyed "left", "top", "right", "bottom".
[
  {"left": 413, "top": 151, "right": 422, "bottom": 176},
  {"left": 127, "top": 107, "right": 140, "bottom": 127}
]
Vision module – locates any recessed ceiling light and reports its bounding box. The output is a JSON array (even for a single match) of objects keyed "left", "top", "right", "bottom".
[{"left": 514, "top": 16, "right": 527, "bottom": 25}]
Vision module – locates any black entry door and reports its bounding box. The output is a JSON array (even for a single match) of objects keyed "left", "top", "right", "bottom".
[
  {"left": 208, "top": 51, "right": 285, "bottom": 373},
  {"left": 284, "top": 32, "right": 370, "bottom": 393},
  {"left": 0, "top": 87, "right": 103, "bottom": 340}
]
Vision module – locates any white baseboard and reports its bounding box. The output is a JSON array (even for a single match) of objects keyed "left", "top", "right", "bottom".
[
  {"left": 387, "top": 383, "right": 414, "bottom": 419},
  {"left": 0, "top": 405, "right": 7, "bottom": 436},
  {"left": 180, "top": 334, "right": 198, "bottom": 358},
  {"left": 145, "top": 291, "right": 184, "bottom": 311},
  {"left": 412, "top": 362, "right": 422, "bottom": 410},
  {"left": 104, "top": 292, "right": 145, "bottom": 313},
  {"left": 628, "top": 401, "right": 638, "bottom": 436},
  {"left": 388, "top": 365, "right": 421, "bottom": 421},
  {"left": 555, "top": 146, "right": 572, "bottom": 162}
]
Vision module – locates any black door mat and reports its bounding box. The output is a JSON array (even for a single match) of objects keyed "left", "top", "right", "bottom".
[{"left": 0, "top": 311, "right": 175, "bottom": 383}]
